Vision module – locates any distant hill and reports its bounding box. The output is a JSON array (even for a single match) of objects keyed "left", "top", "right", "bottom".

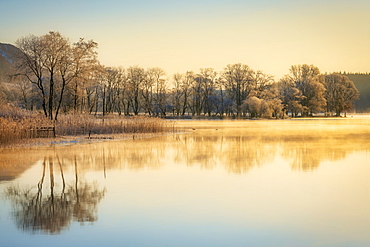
[
  {"left": 0, "top": 43, "right": 20, "bottom": 80},
  {"left": 344, "top": 74, "right": 370, "bottom": 112}
]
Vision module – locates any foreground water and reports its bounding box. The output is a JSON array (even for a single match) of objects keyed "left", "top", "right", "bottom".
[{"left": 1, "top": 118, "right": 370, "bottom": 247}]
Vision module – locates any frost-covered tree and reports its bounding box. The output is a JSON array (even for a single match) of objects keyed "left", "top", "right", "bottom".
[
  {"left": 287, "top": 64, "right": 326, "bottom": 116},
  {"left": 322, "top": 73, "right": 359, "bottom": 116},
  {"left": 15, "top": 31, "right": 99, "bottom": 120}
]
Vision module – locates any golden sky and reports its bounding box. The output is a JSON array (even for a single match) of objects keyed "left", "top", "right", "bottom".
[{"left": 1, "top": 0, "right": 369, "bottom": 78}]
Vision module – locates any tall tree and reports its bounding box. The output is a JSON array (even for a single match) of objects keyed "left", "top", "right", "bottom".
[
  {"left": 182, "top": 71, "right": 194, "bottom": 116},
  {"left": 199, "top": 68, "right": 217, "bottom": 116},
  {"left": 42, "top": 31, "right": 70, "bottom": 120},
  {"left": 171, "top": 73, "right": 184, "bottom": 116},
  {"left": 102, "top": 67, "right": 122, "bottom": 115},
  {"left": 15, "top": 34, "right": 48, "bottom": 116},
  {"left": 222, "top": 63, "right": 254, "bottom": 117},
  {"left": 15, "top": 32, "right": 99, "bottom": 120},
  {"left": 288, "top": 64, "right": 326, "bottom": 116},
  {"left": 126, "top": 66, "right": 146, "bottom": 115},
  {"left": 70, "top": 38, "right": 99, "bottom": 113},
  {"left": 141, "top": 69, "right": 155, "bottom": 115},
  {"left": 148, "top": 67, "right": 167, "bottom": 117},
  {"left": 278, "top": 75, "right": 304, "bottom": 117},
  {"left": 189, "top": 73, "right": 204, "bottom": 116},
  {"left": 322, "top": 73, "right": 359, "bottom": 116},
  {"left": 252, "top": 70, "right": 274, "bottom": 98}
]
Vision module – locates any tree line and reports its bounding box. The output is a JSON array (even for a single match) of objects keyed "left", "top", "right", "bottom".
[{"left": 3, "top": 31, "right": 359, "bottom": 119}]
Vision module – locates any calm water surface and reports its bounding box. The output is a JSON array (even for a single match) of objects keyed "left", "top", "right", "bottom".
[{"left": 1, "top": 118, "right": 370, "bottom": 247}]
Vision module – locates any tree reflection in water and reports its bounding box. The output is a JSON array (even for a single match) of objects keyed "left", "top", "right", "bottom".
[
  {"left": 2, "top": 120, "right": 370, "bottom": 234},
  {"left": 170, "top": 128, "right": 370, "bottom": 173},
  {"left": 5, "top": 155, "right": 106, "bottom": 234},
  {"left": 2, "top": 120, "right": 370, "bottom": 188}
]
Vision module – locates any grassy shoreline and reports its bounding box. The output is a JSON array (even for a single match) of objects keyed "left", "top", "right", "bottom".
[
  {"left": 1, "top": 132, "right": 170, "bottom": 150},
  {"left": 0, "top": 105, "right": 365, "bottom": 149},
  {"left": 0, "top": 107, "right": 174, "bottom": 149}
]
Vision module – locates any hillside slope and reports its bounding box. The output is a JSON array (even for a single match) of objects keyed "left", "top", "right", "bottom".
[{"left": 0, "top": 43, "right": 20, "bottom": 80}]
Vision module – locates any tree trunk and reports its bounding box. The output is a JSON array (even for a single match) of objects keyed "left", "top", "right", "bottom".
[
  {"left": 48, "top": 71, "right": 55, "bottom": 120},
  {"left": 55, "top": 76, "right": 67, "bottom": 121}
]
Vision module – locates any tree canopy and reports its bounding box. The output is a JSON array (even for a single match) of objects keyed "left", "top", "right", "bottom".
[{"left": 1, "top": 31, "right": 360, "bottom": 119}]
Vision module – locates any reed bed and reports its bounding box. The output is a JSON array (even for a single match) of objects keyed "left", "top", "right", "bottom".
[
  {"left": 0, "top": 106, "right": 173, "bottom": 146},
  {"left": 0, "top": 107, "right": 53, "bottom": 146},
  {"left": 56, "top": 114, "right": 172, "bottom": 136},
  {"left": 0, "top": 117, "right": 26, "bottom": 145}
]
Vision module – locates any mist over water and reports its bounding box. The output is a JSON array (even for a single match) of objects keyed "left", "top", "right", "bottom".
[{"left": 1, "top": 118, "right": 370, "bottom": 247}]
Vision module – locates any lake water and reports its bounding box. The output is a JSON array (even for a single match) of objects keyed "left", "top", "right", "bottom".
[{"left": 1, "top": 118, "right": 370, "bottom": 247}]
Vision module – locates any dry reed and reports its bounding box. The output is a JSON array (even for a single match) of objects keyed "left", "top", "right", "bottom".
[
  {"left": 0, "top": 105, "right": 173, "bottom": 146},
  {"left": 55, "top": 114, "right": 172, "bottom": 136},
  {"left": 0, "top": 106, "right": 53, "bottom": 146}
]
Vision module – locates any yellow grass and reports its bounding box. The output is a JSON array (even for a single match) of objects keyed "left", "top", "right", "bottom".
[
  {"left": 0, "top": 106, "right": 173, "bottom": 146},
  {"left": 55, "top": 114, "right": 172, "bottom": 136}
]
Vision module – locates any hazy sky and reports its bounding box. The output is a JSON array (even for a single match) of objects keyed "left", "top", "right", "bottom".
[{"left": 1, "top": 0, "right": 369, "bottom": 78}]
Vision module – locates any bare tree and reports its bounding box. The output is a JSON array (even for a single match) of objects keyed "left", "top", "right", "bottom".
[
  {"left": 288, "top": 64, "right": 326, "bottom": 116},
  {"left": 70, "top": 39, "right": 99, "bottom": 113},
  {"left": 189, "top": 73, "right": 204, "bottom": 116},
  {"left": 15, "top": 32, "right": 99, "bottom": 120},
  {"left": 182, "top": 71, "right": 194, "bottom": 116},
  {"left": 42, "top": 32, "right": 70, "bottom": 120},
  {"left": 278, "top": 75, "right": 304, "bottom": 117},
  {"left": 150, "top": 68, "right": 167, "bottom": 117},
  {"left": 252, "top": 70, "right": 274, "bottom": 98},
  {"left": 142, "top": 69, "right": 155, "bottom": 115},
  {"left": 199, "top": 68, "right": 217, "bottom": 116},
  {"left": 322, "top": 73, "right": 359, "bottom": 116},
  {"left": 15, "top": 34, "right": 48, "bottom": 116},
  {"left": 171, "top": 73, "right": 184, "bottom": 116},
  {"left": 222, "top": 63, "right": 254, "bottom": 117},
  {"left": 126, "top": 66, "right": 146, "bottom": 115}
]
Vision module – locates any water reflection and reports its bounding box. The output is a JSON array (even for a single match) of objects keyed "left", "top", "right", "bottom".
[
  {"left": 0, "top": 150, "right": 41, "bottom": 181},
  {"left": 279, "top": 133, "right": 369, "bottom": 171},
  {"left": 1, "top": 120, "right": 370, "bottom": 182},
  {"left": 4, "top": 155, "right": 105, "bottom": 234},
  {"left": 174, "top": 118, "right": 370, "bottom": 171},
  {"left": 171, "top": 135, "right": 278, "bottom": 173},
  {"left": 172, "top": 132, "right": 370, "bottom": 172},
  {"left": 1, "top": 119, "right": 369, "bottom": 245}
]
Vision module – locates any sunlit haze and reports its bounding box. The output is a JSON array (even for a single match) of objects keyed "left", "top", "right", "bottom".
[{"left": 1, "top": 0, "right": 369, "bottom": 78}]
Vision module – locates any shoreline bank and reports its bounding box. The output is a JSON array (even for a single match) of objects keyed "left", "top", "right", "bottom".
[{"left": 0, "top": 132, "right": 170, "bottom": 150}]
